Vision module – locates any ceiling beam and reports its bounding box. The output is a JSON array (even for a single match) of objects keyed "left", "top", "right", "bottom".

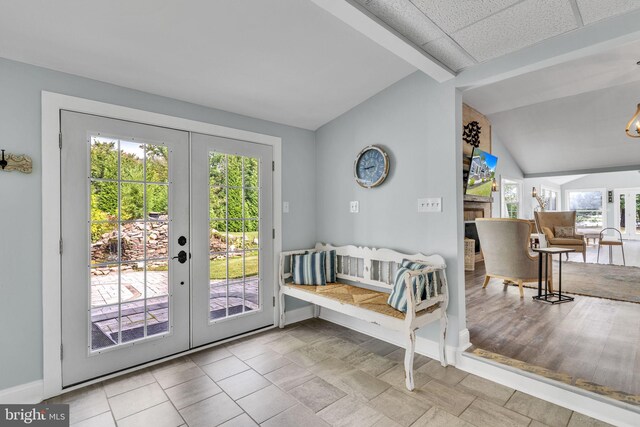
[
  {"left": 309, "top": 0, "right": 455, "bottom": 83},
  {"left": 525, "top": 164, "right": 640, "bottom": 179}
]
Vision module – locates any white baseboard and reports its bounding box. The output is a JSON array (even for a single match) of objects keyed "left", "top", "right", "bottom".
[
  {"left": 0, "top": 380, "right": 43, "bottom": 404},
  {"left": 458, "top": 353, "right": 640, "bottom": 427}
]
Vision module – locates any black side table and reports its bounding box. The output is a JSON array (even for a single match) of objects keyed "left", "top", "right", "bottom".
[{"left": 532, "top": 247, "right": 575, "bottom": 304}]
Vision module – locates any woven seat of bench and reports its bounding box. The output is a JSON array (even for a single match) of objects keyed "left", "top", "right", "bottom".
[{"left": 286, "top": 282, "right": 439, "bottom": 320}]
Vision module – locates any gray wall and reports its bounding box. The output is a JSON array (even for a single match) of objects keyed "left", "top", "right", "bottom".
[
  {"left": 0, "top": 57, "right": 316, "bottom": 390},
  {"left": 522, "top": 178, "right": 561, "bottom": 219},
  {"left": 315, "top": 72, "right": 465, "bottom": 344},
  {"left": 491, "top": 133, "right": 524, "bottom": 218}
]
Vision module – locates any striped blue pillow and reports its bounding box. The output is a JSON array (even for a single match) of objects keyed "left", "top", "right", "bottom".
[
  {"left": 292, "top": 252, "right": 327, "bottom": 285},
  {"left": 325, "top": 250, "right": 337, "bottom": 282},
  {"left": 387, "top": 259, "right": 431, "bottom": 312},
  {"left": 401, "top": 259, "right": 435, "bottom": 299}
]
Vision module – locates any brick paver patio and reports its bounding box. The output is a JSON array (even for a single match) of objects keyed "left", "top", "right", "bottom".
[{"left": 91, "top": 271, "right": 259, "bottom": 349}]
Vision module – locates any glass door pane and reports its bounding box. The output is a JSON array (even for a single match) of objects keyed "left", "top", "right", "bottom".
[
  {"left": 89, "top": 137, "right": 170, "bottom": 350},
  {"left": 619, "top": 193, "right": 626, "bottom": 234},
  {"left": 208, "top": 153, "right": 260, "bottom": 321},
  {"left": 636, "top": 194, "right": 640, "bottom": 236}
]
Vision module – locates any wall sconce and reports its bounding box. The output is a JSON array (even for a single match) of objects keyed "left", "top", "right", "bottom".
[
  {"left": 491, "top": 178, "right": 498, "bottom": 192},
  {"left": 531, "top": 187, "right": 537, "bottom": 198},
  {"left": 626, "top": 103, "right": 640, "bottom": 138},
  {"left": 0, "top": 149, "right": 32, "bottom": 174}
]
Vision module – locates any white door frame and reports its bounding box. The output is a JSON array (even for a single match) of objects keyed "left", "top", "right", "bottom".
[
  {"left": 613, "top": 187, "right": 640, "bottom": 240},
  {"left": 42, "top": 91, "right": 282, "bottom": 399}
]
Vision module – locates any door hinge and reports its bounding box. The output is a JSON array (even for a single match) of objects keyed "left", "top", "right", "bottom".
[
  {"left": 273, "top": 296, "right": 276, "bottom": 307},
  {"left": 272, "top": 161, "right": 275, "bottom": 171},
  {"left": 60, "top": 343, "right": 63, "bottom": 360},
  {"left": 59, "top": 237, "right": 63, "bottom": 255},
  {"left": 59, "top": 132, "right": 62, "bottom": 149},
  {"left": 272, "top": 228, "right": 275, "bottom": 239}
]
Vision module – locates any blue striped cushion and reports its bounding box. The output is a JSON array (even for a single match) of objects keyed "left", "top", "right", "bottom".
[
  {"left": 387, "top": 259, "right": 432, "bottom": 312},
  {"left": 325, "top": 250, "right": 337, "bottom": 282},
  {"left": 401, "top": 259, "right": 437, "bottom": 299},
  {"left": 292, "top": 252, "right": 327, "bottom": 285}
]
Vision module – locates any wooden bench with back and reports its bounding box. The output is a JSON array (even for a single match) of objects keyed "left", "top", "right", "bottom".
[{"left": 278, "top": 243, "right": 449, "bottom": 391}]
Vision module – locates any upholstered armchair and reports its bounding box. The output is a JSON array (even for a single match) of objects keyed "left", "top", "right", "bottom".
[
  {"left": 534, "top": 211, "right": 586, "bottom": 262},
  {"left": 476, "top": 218, "right": 552, "bottom": 298}
]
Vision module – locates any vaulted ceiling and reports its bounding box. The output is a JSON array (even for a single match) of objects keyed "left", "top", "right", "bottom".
[
  {"left": 354, "top": 0, "right": 640, "bottom": 72},
  {"left": 464, "top": 39, "right": 640, "bottom": 176},
  {"left": 0, "top": 0, "right": 416, "bottom": 130}
]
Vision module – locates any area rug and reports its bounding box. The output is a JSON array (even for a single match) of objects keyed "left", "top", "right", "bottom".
[{"left": 519, "top": 261, "right": 640, "bottom": 304}]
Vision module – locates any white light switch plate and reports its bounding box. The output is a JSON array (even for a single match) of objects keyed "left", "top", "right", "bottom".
[
  {"left": 283, "top": 201, "right": 289, "bottom": 213},
  {"left": 418, "top": 197, "right": 442, "bottom": 213},
  {"left": 350, "top": 201, "right": 359, "bottom": 213}
]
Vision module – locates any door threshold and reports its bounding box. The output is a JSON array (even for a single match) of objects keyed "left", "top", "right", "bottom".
[{"left": 53, "top": 324, "right": 276, "bottom": 399}]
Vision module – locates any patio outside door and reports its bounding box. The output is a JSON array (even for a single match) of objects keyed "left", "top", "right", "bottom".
[
  {"left": 61, "top": 111, "right": 190, "bottom": 386},
  {"left": 191, "top": 133, "right": 274, "bottom": 347},
  {"left": 614, "top": 189, "right": 640, "bottom": 240}
]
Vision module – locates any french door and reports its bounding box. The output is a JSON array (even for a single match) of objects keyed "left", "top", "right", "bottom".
[
  {"left": 60, "top": 112, "right": 274, "bottom": 387},
  {"left": 614, "top": 189, "right": 640, "bottom": 240},
  {"left": 191, "top": 133, "right": 274, "bottom": 346}
]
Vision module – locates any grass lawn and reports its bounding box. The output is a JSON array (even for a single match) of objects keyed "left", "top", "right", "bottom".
[
  {"left": 467, "top": 180, "right": 493, "bottom": 197},
  {"left": 210, "top": 253, "right": 258, "bottom": 280},
  {"left": 148, "top": 253, "right": 259, "bottom": 280}
]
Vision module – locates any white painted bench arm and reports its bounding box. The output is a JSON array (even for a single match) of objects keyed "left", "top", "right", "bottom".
[{"left": 401, "top": 266, "right": 449, "bottom": 390}]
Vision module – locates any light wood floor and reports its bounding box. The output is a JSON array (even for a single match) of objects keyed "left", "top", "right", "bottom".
[{"left": 466, "top": 262, "right": 640, "bottom": 399}]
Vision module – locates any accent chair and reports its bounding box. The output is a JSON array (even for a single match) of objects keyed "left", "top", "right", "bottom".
[
  {"left": 476, "top": 218, "right": 552, "bottom": 298},
  {"left": 534, "top": 211, "right": 586, "bottom": 262}
]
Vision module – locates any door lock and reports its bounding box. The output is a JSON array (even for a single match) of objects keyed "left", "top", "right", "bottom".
[
  {"left": 173, "top": 250, "right": 188, "bottom": 264},
  {"left": 178, "top": 236, "right": 187, "bottom": 246}
]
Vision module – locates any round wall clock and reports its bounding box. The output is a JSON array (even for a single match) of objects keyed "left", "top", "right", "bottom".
[{"left": 354, "top": 145, "right": 390, "bottom": 188}]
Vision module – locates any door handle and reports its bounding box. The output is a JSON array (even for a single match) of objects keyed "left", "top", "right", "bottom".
[{"left": 173, "top": 250, "right": 187, "bottom": 264}]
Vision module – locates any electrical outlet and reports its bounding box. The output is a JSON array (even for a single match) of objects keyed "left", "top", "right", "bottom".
[
  {"left": 283, "top": 201, "right": 289, "bottom": 213},
  {"left": 350, "top": 201, "right": 359, "bottom": 213},
  {"left": 418, "top": 197, "right": 442, "bottom": 213}
]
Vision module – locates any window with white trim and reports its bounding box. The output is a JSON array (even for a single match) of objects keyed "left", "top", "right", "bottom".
[
  {"left": 502, "top": 179, "right": 522, "bottom": 219},
  {"left": 566, "top": 189, "right": 605, "bottom": 229},
  {"left": 541, "top": 187, "right": 559, "bottom": 211}
]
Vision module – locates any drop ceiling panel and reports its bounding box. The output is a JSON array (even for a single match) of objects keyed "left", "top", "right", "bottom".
[
  {"left": 452, "top": 0, "right": 577, "bottom": 62},
  {"left": 577, "top": 0, "right": 640, "bottom": 25},
  {"left": 354, "top": 0, "right": 444, "bottom": 46},
  {"left": 410, "top": 0, "right": 520, "bottom": 33},
  {"left": 422, "top": 38, "right": 476, "bottom": 71}
]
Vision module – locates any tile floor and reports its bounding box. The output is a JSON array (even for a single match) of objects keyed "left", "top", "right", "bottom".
[{"left": 48, "top": 318, "right": 613, "bottom": 427}]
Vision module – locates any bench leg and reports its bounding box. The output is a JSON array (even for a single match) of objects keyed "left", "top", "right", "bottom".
[
  {"left": 313, "top": 304, "right": 321, "bottom": 318},
  {"left": 404, "top": 329, "right": 416, "bottom": 391},
  {"left": 439, "top": 312, "right": 448, "bottom": 367},
  {"left": 278, "top": 290, "right": 286, "bottom": 328}
]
